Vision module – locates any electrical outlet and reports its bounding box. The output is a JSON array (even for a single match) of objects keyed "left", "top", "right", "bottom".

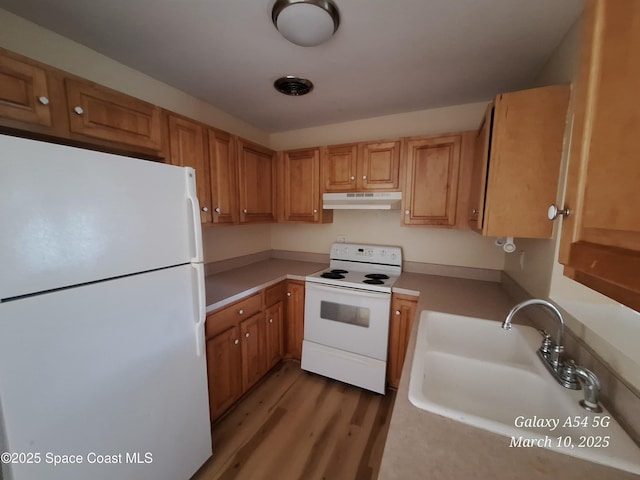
[{"left": 337, "top": 235, "right": 347, "bottom": 243}]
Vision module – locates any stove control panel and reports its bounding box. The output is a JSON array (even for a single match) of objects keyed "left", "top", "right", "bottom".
[{"left": 330, "top": 243, "right": 402, "bottom": 266}]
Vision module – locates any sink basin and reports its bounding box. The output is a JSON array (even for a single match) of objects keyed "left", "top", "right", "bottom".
[{"left": 409, "top": 310, "right": 640, "bottom": 475}]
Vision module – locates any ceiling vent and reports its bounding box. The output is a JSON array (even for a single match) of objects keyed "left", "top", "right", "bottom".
[{"left": 274, "top": 76, "right": 314, "bottom": 96}]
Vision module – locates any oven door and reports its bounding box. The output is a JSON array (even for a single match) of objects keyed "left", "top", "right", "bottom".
[{"left": 303, "top": 282, "right": 391, "bottom": 360}]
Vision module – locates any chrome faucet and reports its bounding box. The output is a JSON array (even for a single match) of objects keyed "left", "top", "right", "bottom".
[
  {"left": 501, "top": 299, "right": 603, "bottom": 412},
  {"left": 502, "top": 299, "right": 566, "bottom": 371}
]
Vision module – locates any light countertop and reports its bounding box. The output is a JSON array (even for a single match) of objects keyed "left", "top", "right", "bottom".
[{"left": 204, "top": 261, "right": 640, "bottom": 479}]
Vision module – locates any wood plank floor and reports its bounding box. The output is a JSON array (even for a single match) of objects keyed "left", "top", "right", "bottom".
[{"left": 191, "top": 360, "right": 396, "bottom": 480}]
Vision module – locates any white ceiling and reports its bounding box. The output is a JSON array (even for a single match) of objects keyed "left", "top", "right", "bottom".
[{"left": 0, "top": 0, "right": 583, "bottom": 133}]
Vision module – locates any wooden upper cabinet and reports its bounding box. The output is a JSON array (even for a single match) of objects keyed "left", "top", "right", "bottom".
[
  {"left": 559, "top": 0, "right": 640, "bottom": 311},
  {"left": 280, "top": 147, "right": 332, "bottom": 223},
  {"left": 402, "top": 134, "right": 462, "bottom": 226},
  {"left": 359, "top": 140, "right": 401, "bottom": 190},
  {"left": 237, "top": 138, "right": 277, "bottom": 223},
  {"left": 65, "top": 78, "right": 162, "bottom": 150},
  {"left": 208, "top": 128, "right": 239, "bottom": 225},
  {"left": 323, "top": 140, "right": 401, "bottom": 192},
  {"left": 166, "top": 114, "right": 212, "bottom": 224},
  {"left": 323, "top": 144, "right": 358, "bottom": 192},
  {"left": 0, "top": 51, "right": 52, "bottom": 127},
  {"left": 469, "top": 85, "right": 570, "bottom": 238}
]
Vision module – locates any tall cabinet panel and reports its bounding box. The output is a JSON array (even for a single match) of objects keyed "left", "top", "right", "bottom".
[
  {"left": 208, "top": 128, "right": 238, "bottom": 225},
  {"left": 166, "top": 115, "right": 211, "bottom": 224},
  {"left": 559, "top": 0, "right": 640, "bottom": 311},
  {"left": 237, "top": 138, "right": 277, "bottom": 223}
]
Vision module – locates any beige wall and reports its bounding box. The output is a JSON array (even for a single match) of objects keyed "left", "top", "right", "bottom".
[{"left": 0, "top": 9, "right": 269, "bottom": 145}]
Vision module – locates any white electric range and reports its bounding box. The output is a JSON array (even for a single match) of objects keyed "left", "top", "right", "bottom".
[{"left": 302, "top": 243, "right": 402, "bottom": 394}]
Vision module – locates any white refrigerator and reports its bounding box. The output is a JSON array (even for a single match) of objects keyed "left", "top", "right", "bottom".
[{"left": 0, "top": 134, "right": 212, "bottom": 480}]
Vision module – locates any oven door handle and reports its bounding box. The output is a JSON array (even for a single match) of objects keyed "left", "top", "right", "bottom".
[{"left": 306, "top": 282, "right": 390, "bottom": 299}]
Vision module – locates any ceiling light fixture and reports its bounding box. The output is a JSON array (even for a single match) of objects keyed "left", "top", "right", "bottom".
[
  {"left": 274, "top": 76, "right": 314, "bottom": 96},
  {"left": 272, "top": 0, "right": 340, "bottom": 47}
]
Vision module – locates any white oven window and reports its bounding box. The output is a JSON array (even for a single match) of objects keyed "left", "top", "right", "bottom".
[{"left": 320, "top": 300, "right": 370, "bottom": 328}]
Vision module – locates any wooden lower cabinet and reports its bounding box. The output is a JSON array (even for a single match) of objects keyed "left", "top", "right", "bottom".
[
  {"left": 264, "top": 301, "right": 284, "bottom": 369},
  {"left": 240, "top": 313, "right": 265, "bottom": 392},
  {"left": 387, "top": 293, "right": 418, "bottom": 388},
  {"left": 206, "top": 326, "right": 242, "bottom": 422},
  {"left": 285, "top": 280, "right": 305, "bottom": 360}
]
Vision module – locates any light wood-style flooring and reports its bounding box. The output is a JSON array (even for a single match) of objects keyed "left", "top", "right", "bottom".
[{"left": 192, "top": 361, "right": 396, "bottom": 480}]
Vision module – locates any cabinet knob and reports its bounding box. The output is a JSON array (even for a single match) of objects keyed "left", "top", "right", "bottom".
[
  {"left": 395, "top": 310, "right": 401, "bottom": 316},
  {"left": 404, "top": 210, "right": 410, "bottom": 215},
  {"left": 245, "top": 332, "right": 250, "bottom": 338},
  {"left": 234, "top": 339, "right": 239, "bottom": 345},
  {"left": 287, "top": 292, "right": 292, "bottom": 297},
  {"left": 202, "top": 207, "right": 209, "bottom": 212},
  {"left": 350, "top": 176, "right": 355, "bottom": 181},
  {"left": 313, "top": 209, "right": 318, "bottom": 213},
  {"left": 73, "top": 106, "right": 84, "bottom": 115},
  {"left": 238, "top": 309, "right": 244, "bottom": 315},
  {"left": 548, "top": 204, "right": 570, "bottom": 220},
  {"left": 215, "top": 207, "right": 221, "bottom": 214},
  {"left": 38, "top": 96, "right": 50, "bottom": 105},
  {"left": 269, "top": 318, "right": 273, "bottom": 324},
  {"left": 472, "top": 208, "right": 479, "bottom": 215},
  {"left": 362, "top": 175, "right": 367, "bottom": 180},
  {"left": 243, "top": 208, "right": 248, "bottom": 214}
]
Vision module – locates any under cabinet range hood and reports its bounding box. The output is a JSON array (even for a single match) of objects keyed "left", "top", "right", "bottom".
[{"left": 322, "top": 192, "right": 402, "bottom": 210}]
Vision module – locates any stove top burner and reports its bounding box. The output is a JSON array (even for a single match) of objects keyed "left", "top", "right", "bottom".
[
  {"left": 321, "top": 271, "right": 346, "bottom": 279},
  {"left": 363, "top": 278, "right": 384, "bottom": 285},
  {"left": 365, "top": 273, "right": 389, "bottom": 280},
  {"left": 330, "top": 269, "right": 348, "bottom": 274}
]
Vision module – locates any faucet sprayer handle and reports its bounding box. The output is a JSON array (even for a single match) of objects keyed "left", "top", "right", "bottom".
[{"left": 538, "top": 329, "right": 553, "bottom": 355}]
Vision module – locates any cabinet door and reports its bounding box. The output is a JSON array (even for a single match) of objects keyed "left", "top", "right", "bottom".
[
  {"left": 323, "top": 144, "right": 358, "bottom": 192},
  {"left": 167, "top": 115, "right": 212, "bottom": 224},
  {"left": 281, "top": 148, "right": 321, "bottom": 222},
  {"left": 264, "top": 301, "right": 284, "bottom": 370},
  {"left": 387, "top": 294, "right": 417, "bottom": 389},
  {"left": 359, "top": 140, "right": 401, "bottom": 190},
  {"left": 403, "top": 135, "right": 462, "bottom": 226},
  {"left": 483, "top": 85, "right": 569, "bottom": 238},
  {"left": 237, "top": 139, "right": 276, "bottom": 223},
  {"left": 208, "top": 128, "right": 238, "bottom": 225},
  {"left": 206, "top": 326, "right": 242, "bottom": 422},
  {"left": 285, "top": 280, "right": 305, "bottom": 360},
  {"left": 240, "top": 313, "right": 265, "bottom": 393},
  {"left": 0, "top": 52, "right": 52, "bottom": 127},
  {"left": 559, "top": 0, "right": 640, "bottom": 311},
  {"left": 468, "top": 105, "right": 492, "bottom": 231},
  {"left": 65, "top": 78, "right": 161, "bottom": 150}
]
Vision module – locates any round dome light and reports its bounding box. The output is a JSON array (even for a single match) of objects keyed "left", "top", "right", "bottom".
[{"left": 272, "top": 0, "right": 340, "bottom": 47}]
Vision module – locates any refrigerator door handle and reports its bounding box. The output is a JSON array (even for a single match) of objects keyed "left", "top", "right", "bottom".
[
  {"left": 185, "top": 167, "right": 204, "bottom": 263},
  {"left": 192, "top": 262, "right": 206, "bottom": 357}
]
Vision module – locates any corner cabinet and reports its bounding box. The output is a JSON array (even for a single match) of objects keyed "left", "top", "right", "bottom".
[
  {"left": 279, "top": 147, "right": 332, "bottom": 223},
  {"left": 323, "top": 140, "right": 401, "bottom": 192},
  {"left": 237, "top": 138, "right": 277, "bottom": 223},
  {"left": 387, "top": 293, "right": 418, "bottom": 388},
  {"left": 402, "top": 133, "right": 473, "bottom": 227},
  {"left": 558, "top": 0, "right": 640, "bottom": 311},
  {"left": 468, "top": 85, "right": 570, "bottom": 238}
]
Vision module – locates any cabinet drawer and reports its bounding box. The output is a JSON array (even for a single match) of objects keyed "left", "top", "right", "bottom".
[
  {"left": 264, "top": 281, "right": 286, "bottom": 307},
  {"left": 206, "top": 292, "right": 263, "bottom": 338}
]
